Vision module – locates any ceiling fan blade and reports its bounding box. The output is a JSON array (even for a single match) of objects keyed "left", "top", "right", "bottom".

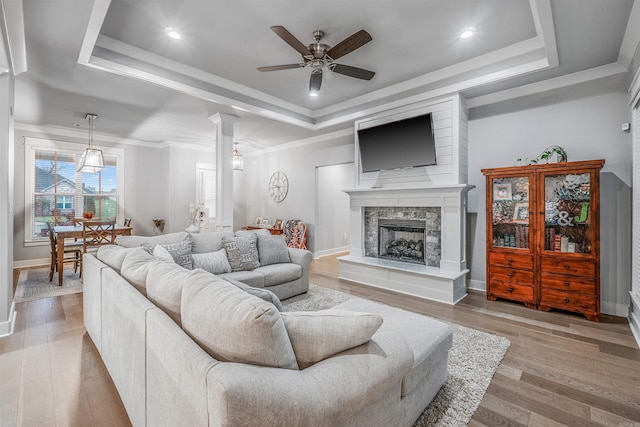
[
  {"left": 309, "top": 70, "right": 322, "bottom": 92},
  {"left": 330, "top": 64, "right": 375, "bottom": 80},
  {"left": 258, "top": 64, "right": 305, "bottom": 72},
  {"left": 271, "top": 26, "right": 312, "bottom": 56},
  {"left": 326, "top": 29, "right": 372, "bottom": 60}
]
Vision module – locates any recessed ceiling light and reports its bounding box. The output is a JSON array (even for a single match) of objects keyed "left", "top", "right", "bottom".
[
  {"left": 165, "top": 27, "right": 181, "bottom": 40},
  {"left": 460, "top": 28, "right": 474, "bottom": 39},
  {"left": 309, "top": 91, "right": 319, "bottom": 97}
]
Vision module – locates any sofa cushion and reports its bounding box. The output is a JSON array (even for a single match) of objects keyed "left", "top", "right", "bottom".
[
  {"left": 235, "top": 228, "right": 270, "bottom": 236},
  {"left": 257, "top": 234, "right": 291, "bottom": 266},
  {"left": 146, "top": 262, "right": 194, "bottom": 326},
  {"left": 254, "top": 263, "right": 302, "bottom": 287},
  {"left": 96, "top": 245, "right": 133, "bottom": 272},
  {"left": 115, "top": 232, "right": 190, "bottom": 248},
  {"left": 149, "top": 241, "right": 193, "bottom": 270},
  {"left": 192, "top": 249, "right": 232, "bottom": 274},
  {"left": 190, "top": 231, "right": 234, "bottom": 254},
  {"left": 280, "top": 310, "right": 384, "bottom": 369},
  {"left": 181, "top": 270, "right": 298, "bottom": 370},
  {"left": 120, "top": 248, "right": 162, "bottom": 295},
  {"left": 218, "top": 270, "right": 264, "bottom": 288},
  {"left": 224, "top": 278, "right": 283, "bottom": 311},
  {"left": 222, "top": 234, "right": 260, "bottom": 272}
]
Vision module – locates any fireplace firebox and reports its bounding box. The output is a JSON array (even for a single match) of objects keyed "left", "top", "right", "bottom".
[{"left": 378, "top": 219, "right": 426, "bottom": 265}]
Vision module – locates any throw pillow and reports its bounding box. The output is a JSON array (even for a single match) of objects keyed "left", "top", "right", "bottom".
[
  {"left": 192, "top": 249, "right": 232, "bottom": 274},
  {"left": 152, "top": 244, "right": 175, "bottom": 263},
  {"left": 222, "top": 234, "right": 260, "bottom": 272},
  {"left": 146, "top": 241, "right": 193, "bottom": 270},
  {"left": 225, "top": 278, "right": 283, "bottom": 311},
  {"left": 257, "top": 234, "right": 291, "bottom": 266},
  {"left": 181, "top": 269, "right": 298, "bottom": 369},
  {"left": 280, "top": 310, "right": 384, "bottom": 369}
]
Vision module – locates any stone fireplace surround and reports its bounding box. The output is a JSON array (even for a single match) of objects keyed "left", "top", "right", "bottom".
[{"left": 338, "top": 185, "right": 474, "bottom": 305}]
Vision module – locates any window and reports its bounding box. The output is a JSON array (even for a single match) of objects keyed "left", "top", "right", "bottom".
[{"left": 25, "top": 137, "right": 125, "bottom": 243}]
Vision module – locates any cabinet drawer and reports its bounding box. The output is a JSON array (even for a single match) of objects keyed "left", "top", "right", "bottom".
[
  {"left": 540, "top": 275, "right": 596, "bottom": 294},
  {"left": 489, "top": 252, "right": 534, "bottom": 269},
  {"left": 491, "top": 267, "right": 534, "bottom": 286},
  {"left": 488, "top": 280, "right": 534, "bottom": 303},
  {"left": 539, "top": 289, "right": 596, "bottom": 313},
  {"left": 541, "top": 258, "right": 596, "bottom": 277}
]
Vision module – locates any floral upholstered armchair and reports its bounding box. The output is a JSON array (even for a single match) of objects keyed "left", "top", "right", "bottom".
[{"left": 283, "top": 220, "right": 307, "bottom": 250}]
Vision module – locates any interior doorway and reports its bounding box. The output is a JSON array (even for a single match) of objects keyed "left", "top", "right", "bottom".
[{"left": 314, "top": 163, "right": 354, "bottom": 258}]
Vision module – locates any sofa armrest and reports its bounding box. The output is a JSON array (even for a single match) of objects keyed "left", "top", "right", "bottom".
[
  {"left": 288, "top": 248, "right": 313, "bottom": 289},
  {"left": 206, "top": 331, "right": 413, "bottom": 427}
]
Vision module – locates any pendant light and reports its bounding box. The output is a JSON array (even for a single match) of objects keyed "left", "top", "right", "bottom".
[
  {"left": 232, "top": 141, "right": 244, "bottom": 171},
  {"left": 77, "top": 113, "right": 104, "bottom": 173}
]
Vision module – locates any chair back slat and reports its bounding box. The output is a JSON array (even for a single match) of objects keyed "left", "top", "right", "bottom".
[
  {"left": 47, "top": 222, "right": 57, "bottom": 255},
  {"left": 82, "top": 221, "right": 116, "bottom": 252}
]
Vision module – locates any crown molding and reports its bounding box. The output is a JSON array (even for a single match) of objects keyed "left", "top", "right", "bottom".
[
  {"left": 1, "top": 0, "right": 27, "bottom": 75},
  {"left": 618, "top": 0, "right": 640, "bottom": 68},
  {"left": 467, "top": 62, "right": 627, "bottom": 108},
  {"left": 245, "top": 127, "right": 353, "bottom": 157}
]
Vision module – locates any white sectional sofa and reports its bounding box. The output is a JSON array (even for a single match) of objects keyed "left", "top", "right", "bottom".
[{"left": 83, "top": 235, "right": 453, "bottom": 427}]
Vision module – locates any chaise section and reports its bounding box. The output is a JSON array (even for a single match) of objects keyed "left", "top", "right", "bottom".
[
  {"left": 82, "top": 253, "right": 108, "bottom": 352},
  {"left": 334, "top": 298, "right": 453, "bottom": 426},
  {"left": 206, "top": 331, "right": 414, "bottom": 427}
]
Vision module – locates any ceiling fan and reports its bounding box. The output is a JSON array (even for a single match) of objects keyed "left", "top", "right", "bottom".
[{"left": 258, "top": 26, "right": 375, "bottom": 93}]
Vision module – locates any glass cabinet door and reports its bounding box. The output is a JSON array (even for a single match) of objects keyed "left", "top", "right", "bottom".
[
  {"left": 491, "top": 176, "right": 530, "bottom": 249},
  {"left": 543, "top": 172, "right": 592, "bottom": 254}
]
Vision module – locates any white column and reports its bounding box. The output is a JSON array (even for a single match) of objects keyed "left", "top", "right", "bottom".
[
  {"left": 0, "top": 72, "right": 15, "bottom": 337},
  {"left": 209, "top": 113, "right": 238, "bottom": 232}
]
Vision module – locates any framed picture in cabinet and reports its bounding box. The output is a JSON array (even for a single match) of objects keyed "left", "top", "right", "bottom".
[
  {"left": 493, "top": 183, "right": 512, "bottom": 200},
  {"left": 513, "top": 203, "right": 529, "bottom": 223}
]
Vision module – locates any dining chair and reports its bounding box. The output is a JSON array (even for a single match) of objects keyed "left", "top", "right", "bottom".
[
  {"left": 79, "top": 221, "right": 116, "bottom": 277},
  {"left": 47, "top": 222, "right": 83, "bottom": 282}
]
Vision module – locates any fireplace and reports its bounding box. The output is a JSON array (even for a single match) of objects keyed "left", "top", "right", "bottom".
[
  {"left": 339, "top": 185, "right": 474, "bottom": 305},
  {"left": 378, "top": 219, "right": 426, "bottom": 265}
]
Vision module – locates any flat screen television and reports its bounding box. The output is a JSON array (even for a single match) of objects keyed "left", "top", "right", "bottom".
[{"left": 358, "top": 113, "right": 436, "bottom": 173}]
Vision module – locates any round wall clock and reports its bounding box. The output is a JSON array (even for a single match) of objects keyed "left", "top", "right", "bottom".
[{"left": 269, "top": 171, "right": 289, "bottom": 203}]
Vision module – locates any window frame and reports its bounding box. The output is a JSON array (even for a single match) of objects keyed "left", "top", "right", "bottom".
[{"left": 24, "top": 137, "right": 125, "bottom": 246}]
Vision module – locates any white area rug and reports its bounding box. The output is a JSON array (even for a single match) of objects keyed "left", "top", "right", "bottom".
[
  {"left": 14, "top": 267, "right": 83, "bottom": 303},
  {"left": 283, "top": 284, "right": 510, "bottom": 427}
]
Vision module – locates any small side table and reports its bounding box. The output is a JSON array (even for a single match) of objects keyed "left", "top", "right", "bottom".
[{"left": 242, "top": 225, "right": 283, "bottom": 235}]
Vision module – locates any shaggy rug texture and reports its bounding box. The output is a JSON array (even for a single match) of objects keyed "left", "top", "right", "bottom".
[
  {"left": 282, "top": 284, "right": 510, "bottom": 427},
  {"left": 14, "top": 267, "right": 83, "bottom": 303}
]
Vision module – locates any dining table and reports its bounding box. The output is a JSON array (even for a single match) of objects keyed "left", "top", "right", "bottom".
[{"left": 53, "top": 224, "right": 132, "bottom": 286}]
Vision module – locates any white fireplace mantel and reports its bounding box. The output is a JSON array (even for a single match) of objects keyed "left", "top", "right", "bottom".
[{"left": 339, "top": 184, "right": 475, "bottom": 304}]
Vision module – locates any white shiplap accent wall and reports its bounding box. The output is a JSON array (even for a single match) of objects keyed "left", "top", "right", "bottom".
[{"left": 355, "top": 94, "right": 469, "bottom": 189}]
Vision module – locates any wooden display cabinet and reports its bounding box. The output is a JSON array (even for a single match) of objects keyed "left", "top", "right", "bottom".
[{"left": 482, "top": 159, "right": 604, "bottom": 321}]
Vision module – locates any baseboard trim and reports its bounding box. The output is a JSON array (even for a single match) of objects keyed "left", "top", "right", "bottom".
[
  {"left": 313, "top": 247, "right": 349, "bottom": 259},
  {"left": 0, "top": 302, "right": 17, "bottom": 338},
  {"left": 629, "top": 291, "right": 640, "bottom": 348},
  {"left": 468, "top": 279, "right": 486, "bottom": 292},
  {"left": 13, "top": 258, "right": 49, "bottom": 269}
]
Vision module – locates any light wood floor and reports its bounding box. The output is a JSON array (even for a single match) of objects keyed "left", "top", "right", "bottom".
[{"left": 2, "top": 255, "right": 639, "bottom": 426}]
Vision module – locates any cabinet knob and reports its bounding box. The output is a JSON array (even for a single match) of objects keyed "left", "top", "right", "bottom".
[
  {"left": 564, "top": 282, "right": 570, "bottom": 287},
  {"left": 507, "top": 273, "right": 513, "bottom": 278},
  {"left": 564, "top": 265, "right": 570, "bottom": 270},
  {"left": 564, "top": 298, "right": 570, "bottom": 303},
  {"left": 508, "top": 287, "right": 514, "bottom": 292},
  {"left": 507, "top": 258, "right": 513, "bottom": 264}
]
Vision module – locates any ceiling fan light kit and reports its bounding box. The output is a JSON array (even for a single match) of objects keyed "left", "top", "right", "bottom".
[{"left": 258, "top": 25, "right": 375, "bottom": 94}]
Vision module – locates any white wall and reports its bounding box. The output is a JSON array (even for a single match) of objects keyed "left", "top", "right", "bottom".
[
  {"left": 12, "top": 128, "right": 214, "bottom": 263},
  {"left": 467, "top": 73, "right": 632, "bottom": 316},
  {"left": 234, "top": 130, "right": 355, "bottom": 253}
]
